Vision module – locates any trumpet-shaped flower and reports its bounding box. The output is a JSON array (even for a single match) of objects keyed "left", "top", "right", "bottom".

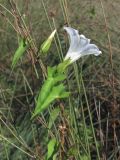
[{"left": 64, "top": 27, "right": 102, "bottom": 63}]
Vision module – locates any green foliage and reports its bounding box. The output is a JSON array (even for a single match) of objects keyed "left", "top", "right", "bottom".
[
  {"left": 12, "top": 38, "right": 29, "bottom": 69},
  {"left": 41, "top": 30, "right": 56, "bottom": 54},
  {"left": 32, "top": 66, "right": 69, "bottom": 119},
  {"left": 46, "top": 138, "right": 58, "bottom": 160}
]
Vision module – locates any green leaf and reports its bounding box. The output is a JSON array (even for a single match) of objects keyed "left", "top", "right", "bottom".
[
  {"left": 32, "top": 83, "right": 69, "bottom": 118},
  {"left": 12, "top": 38, "right": 29, "bottom": 69},
  {"left": 53, "top": 153, "right": 57, "bottom": 160},
  {"left": 41, "top": 29, "right": 56, "bottom": 54},
  {"left": 47, "top": 138, "right": 57, "bottom": 160},
  {"left": 40, "top": 84, "right": 69, "bottom": 109},
  {"left": 32, "top": 66, "right": 69, "bottom": 119},
  {"left": 48, "top": 66, "right": 57, "bottom": 77}
]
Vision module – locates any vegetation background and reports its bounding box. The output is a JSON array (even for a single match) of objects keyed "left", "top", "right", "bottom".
[{"left": 0, "top": 0, "right": 120, "bottom": 159}]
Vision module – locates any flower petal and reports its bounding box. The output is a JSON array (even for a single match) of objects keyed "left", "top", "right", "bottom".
[
  {"left": 79, "top": 35, "right": 90, "bottom": 48},
  {"left": 80, "top": 44, "right": 102, "bottom": 56},
  {"left": 64, "top": 27, "right": 79, "bottom": 51}
]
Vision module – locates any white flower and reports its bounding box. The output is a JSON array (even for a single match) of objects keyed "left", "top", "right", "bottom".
[{"left": 64, "top": 27, "right": 102, "bottom": 63}]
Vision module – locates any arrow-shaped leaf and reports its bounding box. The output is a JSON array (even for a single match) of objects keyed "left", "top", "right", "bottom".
[{"left": 32, "top": 67, "right": 69, "bottom": 119}]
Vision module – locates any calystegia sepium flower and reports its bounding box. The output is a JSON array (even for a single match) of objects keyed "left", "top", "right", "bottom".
[{"left": 64, "top": 27, "right": 102, "bottom": 63}]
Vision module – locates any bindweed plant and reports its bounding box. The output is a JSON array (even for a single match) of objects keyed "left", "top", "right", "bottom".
[
  {"left": 1, "top": 1, "right": 119, "bottom": 159},
  {"left": 12, "top": 27, "right": 102, "bottom": 119},
  {"left": 11, "top": 26, "right": 102, "bottom": 159},
  {"left": 31, "top": 27, "right": 102, "bottom": 118}
]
